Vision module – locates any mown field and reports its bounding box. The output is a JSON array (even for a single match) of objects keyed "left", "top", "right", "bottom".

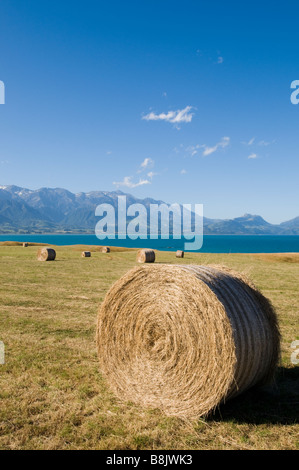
[{"left": 0, "top": 243, "right": 298, "bottom": 450}]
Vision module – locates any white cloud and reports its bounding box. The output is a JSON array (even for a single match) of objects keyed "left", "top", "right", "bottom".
[
  {"left": 180, "top": 169, "right": 187, "bottom": 174},
  {"left": 242, "top": 137, "right": 255, "bottom": 146},
  {"left": 258, "top": 139, "right": 275, "bottom": 146},
  {"left": 248, "top": 153, "right": 258, "bottom": 159},
  {"left": 140, "top": 157, "right": 154, "bottom": 171},
  {"left": 142, "top": 106, "right": 194, "bottom": 127},
  {"left": 113, "top": 176, "right": 151, "bottom": 188},
  {"left": 147, "top": 171, "right": 158, "bottom": 179},
  {"left": 242, "top": 138, "right": 275, "bottom": 147},
  {"left": 137, "top": 158, "right": 155, "bottom": 174},
  {"left": 202, "top": 137, "right": 230, "bottom": 156},
  {"left": 114, "top": 158, "right": 157, "bottom": 189},
  {"left": 217, "top": 56, "right": 224, "bottom": 64},
  {"left": 186, "top": 144, "right": 202, "bottom": 156}
]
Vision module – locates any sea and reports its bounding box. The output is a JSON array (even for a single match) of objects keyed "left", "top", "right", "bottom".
[{"left": 1, "top": 234, "right": 299, "bottom": 253}]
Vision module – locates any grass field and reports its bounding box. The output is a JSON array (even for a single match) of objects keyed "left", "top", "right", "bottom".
[{"left": 0, "top": 244, "right": 298, "bottom": 450}]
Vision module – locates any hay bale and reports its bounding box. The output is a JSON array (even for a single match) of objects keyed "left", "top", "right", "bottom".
[
  {"left": 82, "top": 251, "right": 91, "bottom": 258},
  {"left": 23, "top": 242, "right": 29, "bottom": 248},
  {"left": 97, "top": 264, "right": 280, "bottom": 418},
  {"left": 37, "top": 247, "right": 56, "bottom": 262},
  {"left": 176, "top": 250, "right": 184, "bottom": 258},
  {"left": 101, "top": 246, "right": 110, "bottom": 253},
  {"left": 136, "top": 249, "right": 155, "bottom": 263}
]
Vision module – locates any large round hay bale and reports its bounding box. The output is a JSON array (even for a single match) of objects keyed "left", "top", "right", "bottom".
[
  {"left": 37, "top": 247, "right": 56, "bottom": 262},
  {"left": 136, "top": 249, "right": 155, "bottom": 263},
  {"left": 97, "top": 264, "right": 280, "bottom": 418},
  {"left": 23, "top": 242, "right": 29, "bottom": 248},
  {"left": 82, "top": 251, "right": 91, "bottom": 258},
  {"left": 101, "top": 246, "right": 110, "bottom": 253},
  {"left": 176, "top": 250, "right": 184, "bottom": 258}
]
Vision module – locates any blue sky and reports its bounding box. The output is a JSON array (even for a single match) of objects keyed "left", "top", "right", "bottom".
[{"left": 0, "top": 0, "right": 299, "bottom": 223}]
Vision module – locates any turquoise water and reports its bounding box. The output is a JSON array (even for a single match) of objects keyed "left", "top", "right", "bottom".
[{"left": 1, "top": 234, "right": 299, "bottom": 253}]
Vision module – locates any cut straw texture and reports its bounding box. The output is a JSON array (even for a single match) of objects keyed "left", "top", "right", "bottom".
[
  {"left": 37, "top": 247, "right": 56, "bottom": 262},
  {"left": 97, "top": 264, "right": 280, "bottom": 418},
  {"left": 136, "top": 249, "right": 155, "bottom": 263}
]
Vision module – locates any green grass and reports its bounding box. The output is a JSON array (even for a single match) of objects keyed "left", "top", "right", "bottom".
[{"left": 0, "top": 245, "right": 298, "bottom": 450}]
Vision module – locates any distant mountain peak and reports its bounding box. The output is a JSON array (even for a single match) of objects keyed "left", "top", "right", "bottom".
[{"left": 0, "top": 185, "right": 298, "bottom": 235}]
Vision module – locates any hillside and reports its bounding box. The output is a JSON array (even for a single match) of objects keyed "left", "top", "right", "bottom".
[{"left": 0, "top": 185, "right": 298, "bottom": 235}]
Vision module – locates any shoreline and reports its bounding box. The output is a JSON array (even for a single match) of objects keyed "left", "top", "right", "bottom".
[
  {"left": 1, "top": 232, "right": 299, "bottom": 237},
  {"left": 1, "top": 234, "right": 299, "bottom": 254},
  {"left": 1, "top": 241, "right": 299, "bottom": 257}
]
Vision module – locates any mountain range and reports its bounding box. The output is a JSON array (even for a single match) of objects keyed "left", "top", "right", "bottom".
[{"left": 0, "top": 185, "right": 299, "bottom": 235}]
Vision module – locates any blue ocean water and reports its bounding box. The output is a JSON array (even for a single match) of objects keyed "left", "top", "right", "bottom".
[{"left": 1, "top": 234, "right": 299, "bottom": 253}]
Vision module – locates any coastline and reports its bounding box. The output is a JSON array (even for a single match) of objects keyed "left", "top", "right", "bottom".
[{"left": 1, "top": 240, "right": 299, "bottom": 259}]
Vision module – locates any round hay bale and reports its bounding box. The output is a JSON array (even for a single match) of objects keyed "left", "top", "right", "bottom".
[
  {"left": 101, "top": 246, "right": 110, "bottom": 253},
  {"left": 176, "top": 250, "right": 184, "bottom": 258},
  {"left": 136, "top": 249, "right": 155, "bottom": 263},
  {"left": 97, "top": 264, "right": 280, "bottom": 418},
  {"left": 23, "top": 242, "right": 29, "bottom": 248},
  {"left": 37, "top": 247, "right": 56, "bottom": 262},
  {"left": 82, "top": 251, "right": 91, "bottom": 258}
]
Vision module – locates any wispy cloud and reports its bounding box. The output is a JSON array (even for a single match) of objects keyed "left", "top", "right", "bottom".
[
  {"left": 242, "top": 137, "right": 275, "bottom": 147},
  {"left": 180, "top": 169, "right": 187, "bottom": 175},
  {"left": 140, "top": 157, "right": 154, "bottom": 171},
  {"left": 142, "top": 106, "right": 194, "bottom": 128},
  {"left": 248, "top": 153, "right": 258, "bottom": 159},
  {"left": 258, "top": 139, "right": 276, "bottom": 146},
  {"left": 114, "top": 158, "right": 157, "bottom": 189},
  {"left": 202, "top": 137, "right": 230, "bottom": 156},
  {"left": 217, "top": 56, "right": 224, "bottom": 64},
  {"left": 172, "top": 144, "right": 184, "bottom": 154},
  {"left": 147, "top": 171, "right": 158, "bottom": 179},
  {"left": 113, "top": 176, "right": 151, "bottom": 189},
  {"left": 186, "top": 144, "right": 202, "bottom": 156},
  {"left": 242, "top": 137, "right": 255, "bottom": 146}
]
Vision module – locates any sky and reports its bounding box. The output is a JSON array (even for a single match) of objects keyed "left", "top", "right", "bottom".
[{"left": 0, "top": 0, "right": 299, "bottom": 223}]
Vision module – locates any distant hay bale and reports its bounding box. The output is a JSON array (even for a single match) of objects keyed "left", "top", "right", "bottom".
[
  {"left": 97, "top": 264, "right": 280, "bottom": 418},
  {"left": 176, "top": 250, "right": 184, "bottom": 258},
  {"left": 101, "top": 246, "right": 110, "bottom": 253},
  {"left": 37, "top": 247, "right": 56, "bottom": 262},
  {"left": 136, "top": 249, "right": 155, "bottom": 263},
  {"left": 82, "top": 251, "right": 91, "bottom": 258},
  {"left": 23, "top": 242, "right": 29, "bottom": 248}
]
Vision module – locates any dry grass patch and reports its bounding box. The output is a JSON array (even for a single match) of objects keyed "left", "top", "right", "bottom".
[
  {"left": 0, "top": 246, "right": 298, "bottom": 449},
  {"left": 248, "top": 253, "right": 299, "bottom": 264}
]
